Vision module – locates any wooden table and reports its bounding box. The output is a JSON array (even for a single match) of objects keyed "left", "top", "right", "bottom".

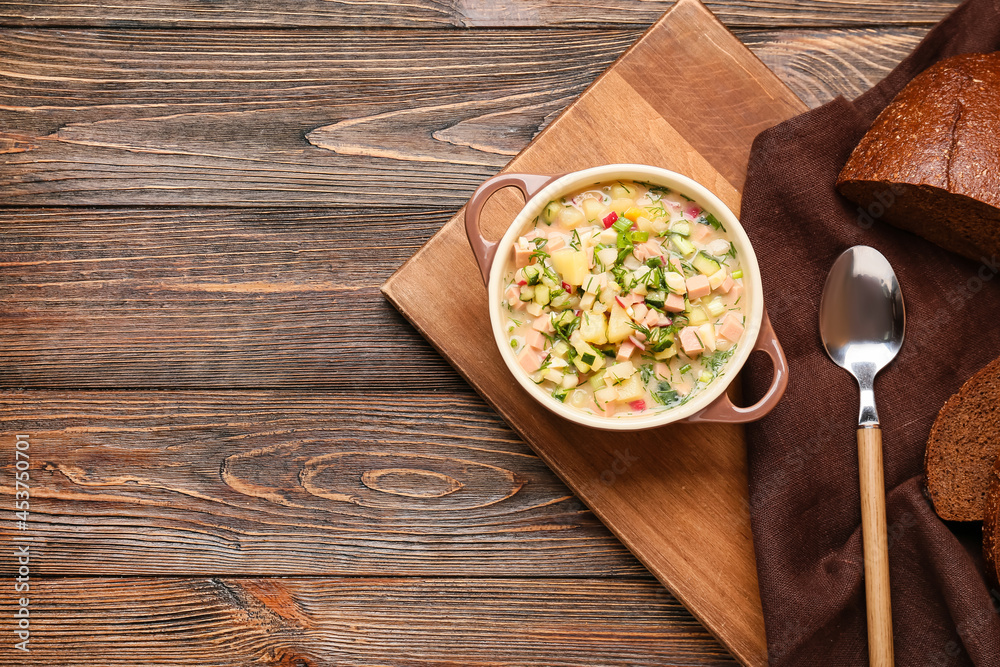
[{"left": 0, "top": 1, "right": 961, "bottom": 664}]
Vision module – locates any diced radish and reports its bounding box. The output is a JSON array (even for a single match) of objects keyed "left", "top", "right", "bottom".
[
  {"left": 602, "top": 212, "right": 618, "bottom": 228},
  {"left": 562, "top": 282, "right": 573, "bottom": 293},
  {"left": 658, "top": 313, "right": 671, "bottom": 327},
  {"left": 628, "top": 335, "right": 646, "bottom": 351},
  {"left": 629, "top": 400, "right": 646, "bottom": 412},
  {"left": 684, "top": 205, "right": 701, "bottom": 219}
]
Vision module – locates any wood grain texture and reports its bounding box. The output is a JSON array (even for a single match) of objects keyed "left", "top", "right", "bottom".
[
  {"left": 0, "top": 389, "right": 650, "bottom": 576},
  {"left": 0, "top": 0, "right": 958, "bottom": 28},
  {"left": 0, "top": 578, "right": 737, "bottom": 666},
  {"left": 0, "top": 27, "right": 929, "bottom": 207},
  {"left": 382, "top": 2, "right": 803, "bottom": 663},
  {"left": 0, "top": 208, "right": 470, "bottom": 388}
]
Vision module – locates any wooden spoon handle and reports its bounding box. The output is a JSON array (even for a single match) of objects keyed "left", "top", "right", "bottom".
[{"left": 858, "top": 426, "right": 894, "bottom": 666}]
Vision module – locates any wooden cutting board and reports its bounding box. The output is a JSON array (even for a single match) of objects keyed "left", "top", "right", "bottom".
[{"left": 382, "top": 1, "right": 807, "bottom": 663}]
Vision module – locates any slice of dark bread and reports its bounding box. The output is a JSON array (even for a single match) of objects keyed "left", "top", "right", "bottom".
[
  {"left": 983, "top": 451, "right": 1000, "bottom": 587},
  {"left": 925, "top": 356, "right": 1000, "bottom": 521},
  {"left": 837, "top": 52, "right": 1000, "bottom": 263}
]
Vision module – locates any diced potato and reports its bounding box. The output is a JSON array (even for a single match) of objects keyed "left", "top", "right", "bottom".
[
  {"left": 557, "top": 207, "right": 584, "bottom": 229},
  {"left": 560, "top": 374, "right": 579, "bottom": 389},
  {"left": 636, "top": 216, "right": 656, "bottom": 234},
  {"left": 595, "top": 386, "right": 619, "bottom": 404},
  {"left": 698, "top": 323, "right": 717, "bottom": 352},
  {"left": 544, "top": 369, "right": 564, "bottom": 384},
  {"left": 526, "top": 302, "right": 544, "bottom": 317},
  {"left": 579, "top": 292, "right": 596, "bottom": 310},
  {"left": 598, "top": 228, "right": 618, "bottom": 245},
  {"left": 579, "top": 310, "right": 609, "bottom": 344},
  {"left": 551, "top": 249, "right": 589, "bottom": 285},
  {"left": 610, "top": 198, "right": 634, "bottom": 214},
  {"left": 708, "top": 268, "right": 728, "bottom": 290},
  {"left": 687, "top": 306, "right": 708, "bottom": 325},
  {"left": 615, "top": 373, "right": 645, "bottom": 402},
  {"left": 583, "top": 273, "right": 605, "bottom": 295},
  {"left": 569, "top": 389, "right": 589, "bottom": 407},
  {"left": 604, "top": 360, "right": 636, "bottom": 385},
  {"left": 596, "top": 247, "right": 618, "bottom": 268},
  {"left": 606, "top": 303, "right": 633, "bottom": 343},
  {"left": 582, "top": 199, "right": 605, "bottom": 222},
  {"left": 652, "top": 218, "right": 670, "bottom": 235},
  {"left": 610, "top": 184, "right": 633, "bottom": 199}
]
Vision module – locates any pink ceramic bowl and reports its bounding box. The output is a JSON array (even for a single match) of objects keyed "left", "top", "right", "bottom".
[{"left": 465, "top": 164, "right": 787, "bottom": 431}]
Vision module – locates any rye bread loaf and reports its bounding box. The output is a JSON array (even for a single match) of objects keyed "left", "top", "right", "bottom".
[
  {"left": 925, "top": 356, "right": 1000, "bottom": 521},
  {"left": 837, "top": 52, "right": 1000, "bottom": 263},
  {"left": 983, "top": 452, "right": 1000, "bottom": 586}
]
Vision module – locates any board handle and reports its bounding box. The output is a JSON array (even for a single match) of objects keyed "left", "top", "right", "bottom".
[
  {"left": 465, "top": 172, "right": 560, "bottom": 285},
  {"left": 684, "top": 309, "right": 788, "bottom": 423}
]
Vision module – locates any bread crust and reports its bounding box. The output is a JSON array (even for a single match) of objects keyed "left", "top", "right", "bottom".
[
  {"left": 924, "top": 356, "right": 1000, "bottom": 521},
  {"left": 837, "top": 52, "right": 1000, "bottom": 262}
]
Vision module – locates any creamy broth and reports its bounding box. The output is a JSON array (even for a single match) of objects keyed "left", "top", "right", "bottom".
[{"left": 501, "top": 179, "right": 747, "bottom": 418}]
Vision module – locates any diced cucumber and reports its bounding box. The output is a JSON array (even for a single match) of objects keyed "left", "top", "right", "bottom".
[
  {"left": 630, "top": 231, "right": 649, "bottom": 243},
  {"left": 533, "top": 285, "right": 551, "bottom": 305},
  {"left": 692, "top": 252, "right": 721, "bottom": 276},
  {"left": 549, "top": 291, "right": 572, "bottom": 309},
  {"left": 670, "top": 221, "right": 691, "bottom": 237},
  {"left": 542, "top": 201, "right": 561, "bottom": 224},
  {"left": 552, "top": 387, "right": 569, "bottom": 402},
  {"left": 519, "top": 285, "right": 535, "bottom": 301},
  {"left": 553, "top": 310, "right": 575, "bottom": 329},
  {"left": 645, "top": 290, "right": 666, "bottom": 308},
  {"left": 523, "top": 265, "right": 541, "bottom": 285},
  {"left": 580, "top": 352, "right": 596, "bottom": 366},
  {"left": 699, "top": 371, "right": 713, "bottom": 384},
  {"left": 589, "top": 369, "right": 607, "bottom": 389},
  {"left": 553, "top": 340, "right": 571, "bottom": 357},
  {"left": 671, "top": 234, "right": 696, "bottom": 257},
  {"left": 688, "top": 306, "right": 709, "bottom": 325}
]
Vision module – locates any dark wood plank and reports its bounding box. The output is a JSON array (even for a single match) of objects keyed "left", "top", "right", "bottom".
[
  {"left": 0, "top": 389, "right": 648, "bottom": 577},
  {"left": 0, "top": 578, "right": 737, "bottom": 665},
  {"left": 742, "top": 27, "right": 924, "bottom": 108},
  {"left": 0, "top": 208, "right": 467, "bottom": 388},
  {"left": 0, "top": 0, "right": 958, "bottom": 28},
  {"left": 0, "top": 27, "right": 929, "bottom": 207}
]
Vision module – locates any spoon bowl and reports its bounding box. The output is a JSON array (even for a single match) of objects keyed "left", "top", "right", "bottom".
[{"left": 819, "top": 245, "right": 905, "bottom": 667}]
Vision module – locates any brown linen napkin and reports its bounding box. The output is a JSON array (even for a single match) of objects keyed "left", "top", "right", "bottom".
[{"left": 740, "top": 0, "right": 1000, "bottom": 663}]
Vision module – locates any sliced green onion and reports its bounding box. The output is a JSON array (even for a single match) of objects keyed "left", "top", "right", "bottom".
[{"left": 732, "top": 269, "right": 743, "bottom": 279}]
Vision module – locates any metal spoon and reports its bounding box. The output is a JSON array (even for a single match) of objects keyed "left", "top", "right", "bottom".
[{"left": 820, "top": 245, "right": 905, "bottom": 667}]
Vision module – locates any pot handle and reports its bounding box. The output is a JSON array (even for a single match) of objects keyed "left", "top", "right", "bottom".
[
  {"left": 684, "top": 309, "right": 788, "bottom": 424},
  {"left": 464, "top": 172, "right": 561, "bottom": 285}
]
